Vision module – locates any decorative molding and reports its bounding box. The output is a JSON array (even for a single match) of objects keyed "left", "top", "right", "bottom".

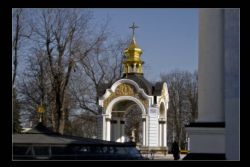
[
  {"left": 99, "top": 79, "right": 154, "bottom": 107},
  {"left": 105, "top": 96, "right": 147, "bottom": 115},
  {"left": 103, "top": 83, "right": 149, "bottom": 110}
]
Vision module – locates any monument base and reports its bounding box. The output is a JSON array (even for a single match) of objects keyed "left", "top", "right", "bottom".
[
  {"left": 185, "top": 122, "right": 225, "bottom": 160},
  {"left": 139, "top": 146, "right": 168, "bottom": 157}
]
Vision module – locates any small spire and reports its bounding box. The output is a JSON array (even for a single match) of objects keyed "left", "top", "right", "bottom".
[
  {"left": 37, "top": 102, "right": 45, "bottom": 123},
  {"left": 129, "top": 22, "right": 139, "bottom": 40}
]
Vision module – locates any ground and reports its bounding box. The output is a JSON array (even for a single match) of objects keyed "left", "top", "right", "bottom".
[{"left": 142, "top": 154, "right": 186, "bottom": 160}]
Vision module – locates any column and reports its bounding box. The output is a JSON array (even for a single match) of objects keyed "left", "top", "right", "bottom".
[
  {"left": 185, "top": 9, "right": 226, "bottom": 157},
  {"left": 106, "top": 118, "right": 111, "bottom": 141},
  {"left": 102, "top": 115, "right": 106, "bottom": 140},
  {"left": 159, "top": 122, "right": 162, "bottom": 147},
  {"left": 133, "top": 63, "right": 137, "bottom": 73},
  {"left": 197, "top": 8, "right": 225, "bottom": 122},
  {"left": 163, "top": 122, "right": 167, "bottom": 147},
  {"left": 142, "top": 118, "right": 146, "bottom": 146},
  {"left": 145, "top": 116, "right": 148, "bottom": 146},
  {"left": 139, "top": 64, "right": 142, "bottom": 73}
]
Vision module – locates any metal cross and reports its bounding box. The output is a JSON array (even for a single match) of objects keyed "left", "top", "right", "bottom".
[{"left": 129, "top": 22, "right": 139, "bottom": 37}]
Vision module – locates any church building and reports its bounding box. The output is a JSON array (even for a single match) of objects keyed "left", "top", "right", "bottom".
[{"left": 97, "top": 23, "right": 169, "bottom": 154}]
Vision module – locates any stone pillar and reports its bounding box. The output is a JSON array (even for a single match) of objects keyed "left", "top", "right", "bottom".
[
  {"left": 102, "top": 114, "right": 107, "bottom": 140},
  {"left": 106, "top": 118, "right": 111, "bottom": 141},
  {"left": 139, "top": 63, "right": 142, "bottom": 73},
  {"left": 197, "top": 8, "right": 225, "bottom": 122},
  {"left": 159, "top": 122, "right": 162, "bottom": 147},
  {"left": 142, "top": 118, "right": 146, "bottom": 146},
  {"left": 163, "top": 122, "right": 167, "bottom": 147},
  {"left": 185, "top": 9, "right": 226, "bottom": 159},
  {"left": 133, "top": 63, "right": 137, "bottom": 73},
  {"left": 145, "top": 116, "right": 148, "bottom": 146}
]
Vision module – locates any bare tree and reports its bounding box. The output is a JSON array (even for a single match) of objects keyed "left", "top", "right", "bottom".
[
  {"left": 12, "top": 8, "right": 23, "bottom": 86},
  {"left": 12, "top": 8, "right": 32, "bottom": 86},
  {"left": 21, "top": 9, "right": 99, "bottom": 134},
  {"left": 19, "top": 49, "right": 56, "bottom": 128},
  {"left": 186, "top": 71, "right": 198, "bottom": 122},
  {"left": 161, "top": 70, "right": 198, "bottom": 149},
  {"left": 124, "top": 105, "right": 142, "bottom": 143},
  {"left": 18, "top": 9, "right": 127, "bottom": 135},
  {"left": 70, "top": 35, "right": 128, "bottom": 115},
  {"left": 12, "top": 8, "right": 33, "bottom": 133},
  {"left": 69, "top": 113, "right": 97, "bottom": 138}
]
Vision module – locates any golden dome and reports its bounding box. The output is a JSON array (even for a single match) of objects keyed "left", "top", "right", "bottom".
[
  {"left": 124, "top": 37, "right": 142, "bottom": 56},
  {"left": 123, "top": 23, "right": 144, "bottom": 76}
]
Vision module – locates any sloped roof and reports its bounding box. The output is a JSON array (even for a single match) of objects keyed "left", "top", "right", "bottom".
[
  {"left": 13, "top": 123, "right": 128, "bottom": 146},
  {"left": 153, "top": 82, "right": 164, "bottom": 96},
  {"left": 24, "top": 122, "right": 56, "bottom": 134}
]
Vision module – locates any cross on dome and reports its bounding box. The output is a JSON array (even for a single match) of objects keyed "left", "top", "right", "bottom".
[{"left": 129, "top": 22, "right": 139, "bottom": 39}]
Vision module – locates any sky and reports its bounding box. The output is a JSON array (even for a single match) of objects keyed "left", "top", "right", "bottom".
[{"left": 91, "top": 8, "right": 198, "bottom": 81}]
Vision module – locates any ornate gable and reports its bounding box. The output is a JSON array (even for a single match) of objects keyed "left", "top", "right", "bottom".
[{"left": 103, "top": 83, "right": 149, "bottom": 110}]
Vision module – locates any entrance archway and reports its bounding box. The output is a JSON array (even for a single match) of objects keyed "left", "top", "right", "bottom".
[
  {"left": 110, "top": 101, "right": 143, "bottom": 144},
  {"left": 103, "top": 96, "right": 147, "bottom": 145}
]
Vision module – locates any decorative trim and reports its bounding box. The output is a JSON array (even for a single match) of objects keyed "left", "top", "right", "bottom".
[
  {"left": 105, "top": 96, "right": 147, "bottom": 115},
  {"left": 99, "top": 79, "right": 154, "bottom": 107}
]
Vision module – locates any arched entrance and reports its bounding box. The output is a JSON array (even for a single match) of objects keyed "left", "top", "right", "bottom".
[
  {"left": 111, "top": 100, "right": 143, "bottom": 144},
  {"left": 103, "top": 96, "right": 147, "bottom": 146}
]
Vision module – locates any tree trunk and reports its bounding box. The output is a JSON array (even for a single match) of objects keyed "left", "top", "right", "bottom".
[{"left": 59, "top": 109, "right": 65, "bottom": 134}]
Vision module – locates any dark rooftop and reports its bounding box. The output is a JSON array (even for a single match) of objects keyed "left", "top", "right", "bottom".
[{"left": 13, "top": 123, "right": 134, "bottom": 146}]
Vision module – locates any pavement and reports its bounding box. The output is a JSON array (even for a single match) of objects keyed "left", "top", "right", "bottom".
[{"left": 142, "top": 154, "right": 186, "bottom": 160}]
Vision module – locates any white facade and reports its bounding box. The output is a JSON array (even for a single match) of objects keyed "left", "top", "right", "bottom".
[
  {"left": 197, "top": 9, "right": 225, "bottom": 123},
  {"left": 98, "top": 79, "right": 169, "bottom": 150},
  {"left": 186, "top": 8, "right": 240, "bottom": 160},
  {"left": 186, "top": 127, "right": 225, "bottom": 153}
]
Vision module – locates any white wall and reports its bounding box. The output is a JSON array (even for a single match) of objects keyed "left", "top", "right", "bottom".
[
  {"left": 198, "top": 9, "right": 225, "bottom": 122},
  {"left": 187, "top": 127, "right": 225, "bottom": 153}
]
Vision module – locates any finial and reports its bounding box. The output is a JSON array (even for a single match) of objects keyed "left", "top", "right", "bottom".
[
  {"left": 37, "top": 102, "right": 45, "bottom": 123},
  {"left": 129, "top": 22, "right": 139, "bottom": 39}
]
